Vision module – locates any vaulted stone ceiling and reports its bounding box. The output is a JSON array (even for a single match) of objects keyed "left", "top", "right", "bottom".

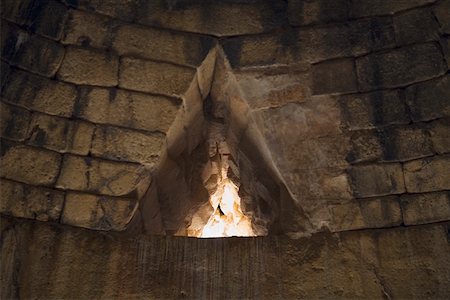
[{"left": 1, "top": 0, "right": 450, "bottom": 238}]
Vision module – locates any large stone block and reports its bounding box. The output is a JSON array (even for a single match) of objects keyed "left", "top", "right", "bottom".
[
  {"left": 428, "top": 118, "right": 450, "bottom": 154},
  {"left": 119, "top": 57, "right": 196, "bottom": 96},
  {"left": 76, "top": 88, "right": 181, "bottom": 133},
  {"left": 288, "top": 0, "right": 349, "bottom": 26},
  {"left": 433, "top": 0, "right": 450, "bottom": 34},
  {"left": 56, "top": 155, "right": 150, "bottom": 197},
  {"left": 356, "top": 43, "right": 446, "bottom": 91},
  {"left": 57, "top": 47, "right": 119, "bottom": 86},
  {"left": 0, "top": 142, "right": 61, "bottom": 186},
  {"left": 330, "top": 196, "right": 402, "bottom": 232},
  {"left": 401, "top": 192, "right": 450, "bottom": 225},
  {"left": 0, "top": 179, "right": 64, "bottom": 222},
  {"left": 113, "top": 24, "right": 214, "bottom": 67},
  {"left": 91, "top": 126, "right": 165, "bottom": 165},
  {"left": 222, "top": 17, "right": 395, "bottom": 68},
  {"left": 28, "top": 113, "right": 94, "bottom": 155},
  {"left": 27, "top": 0, "right": 68, "bottom": 40},
  {"left": 349, "top": 164, "right": 405, "bottom": 198},
  {"left": 284, "top": 168, "right": 352, "bottom": 201},
  {"left": 62, "top": 9, "right": 115, "bottom": 49},
  {"left": 0, "top": 102, "right": 31, "bottom": 141},
  {"left": 234, "top": 67, "right": 311, "bottom": 109},
  {"left": 405, "top": 75, "right": 450, "bottom": 122},
  {"left": 348, "top": 130, "right": 383, "bottom": 163},
  {"left": 404, "top": 156, "right": 450, "bottom": 193},
  {"left": 1, "top": 0, "right": 35, "bottom": 25},
  {"left": 1, "top": 21, "right": 65, "bottom": 77},
  {"left": 1, "top": 70, "right": 77, "bottom": 117},
  {"left": 61, "top": 192, "right": 136, "bottom": 231},
  {"left": 312, "top": 58, "right": 357, "bottom": 95},
  {"left": 340, "top": 90, "right": 409, "bottom": 130},
  {"left": 351, "top": 0, "right": 437, "bottom": 18},
  {"left": 394, "top": 7, "right": 440, "bottom": 45}
]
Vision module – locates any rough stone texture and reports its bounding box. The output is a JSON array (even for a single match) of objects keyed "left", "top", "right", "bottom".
[
  {"left": 1, "top": 61, "right": 10, "bottom": 88},
  {"left": 288, "top": 0, "right": 349, "bottom": 26},
  {"left": 27, "top": 113, "right": 94, "bottom": 155},
  {"left": 350, "top": 0, "right": 437, "bottom": 18},
  {"left": 405, "top": 75, "right": 450, "bottom": 122},
  {"left": 0, "top": 142, "right": 61, "bottom": 186},
  {"left": 433, "top": 0, "right": 450, "bottom": 34},
  {"left": 62, "top": 9, "right": 115, "bottom": 49},
  {"left": 1, "top": 0, "right": 35, "bottom": 25},
  {"left": 56, "top": 155, "right": 150, "bottom": 198},
  {"left": 26, "top": 0, "right": 68, "bottom": 40},
  {"left": 57, "top": 47, "right": 119, "bottom": 86},
  {"left": 428, "top": 118, "right": 450, "bottom": 154},
  {"left": 234, "top": 67, "right": 311, "bottom": 109},
  {"left": 0, "top": 102, "right": 31, "bottom": 141},
  {"left": 348, "top": 130, "right": 383, "bottom": 163},
  {"left": 394, "top": 7, "right": 440, "bottom": 45},
  {"left": 349, "top": 164, "right": 405, "bottom": 198},
  {"left": 2, "top": 219, "right": 450, "bottom": 299},
  {"left": 340, "top": 90, "right": 409, "bottom": 130},
  {"left": 1, "top": 70, "right": 77, "bottom": 117},
  {"left": 356, "top": 43, "right": 446, "bottom": 91},
  {"left": 119, "top": 57, "right": 196, "bottom": 96},
  {"left": 442, "top": 36, "right": 450, "bottom": 69},
  {"left": 223, "top": 17, "right": 395, "bottom": 68},
  {"left": 0, "top": 179, "right": 64, "bottom": 222},
  {"left": 330, "top": 196, "right": 402, "bottom": 231},
  {"left": 61, "top": 192, "right": 136, "bottom": 231},
  {"left": 91, "top": 126, "right": 165, "bottom": 165},
  {"left": 404, "top": 156, "right": 450, "bottom": 193},
  {"left": 76, "top": 88, "right": 181, "bottom": 133},
  {"left": 1, "top": 21, "right": 65, "bottom": 77},
  {"left": 113, "top": 24, "right": 214, "bottom": 66},
  {"left": 312, "top": 58, "right": 357, "bottom": 95},
  {"left": 401, "top": 192, "right": 450, "bottom": 225}
]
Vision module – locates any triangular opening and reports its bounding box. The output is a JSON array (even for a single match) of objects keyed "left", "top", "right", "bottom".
[{"left": 127, "top": 46, "right": 309, "bottom": 238}]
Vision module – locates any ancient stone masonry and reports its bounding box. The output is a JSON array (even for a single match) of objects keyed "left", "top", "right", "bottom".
[{"left": 1, "top": 0, "right": 450, "bottom": 298}]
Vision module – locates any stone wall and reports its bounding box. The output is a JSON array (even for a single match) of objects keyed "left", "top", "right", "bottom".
[{"left": 2, "top": 0, "right": 449, "bottom": 236}]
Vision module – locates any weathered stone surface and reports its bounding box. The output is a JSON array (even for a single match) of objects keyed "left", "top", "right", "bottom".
[
  {"left": 76, "top": 88, "right": 181, "bottom": 133},
  {"left": 394, "top": 7, "right": 440, "bottom": 45},
  {"left": 433, "top": 0, "right": 450, "bottom": 34},
  {"left": 0, "top": 179, "right": 64, "bottom": 221},
  {"left": 348, "top": 130, "right": 383, "bottom": 163},
  {"left": 61, "top": 192, "right": 136, "bottom": 231},
  {"left": 113, "top": 24, "right": 214, "bottom": 67},
  {"left": 351, "top": 0, "right": 437, "bottom": 18},
  {"left": 27, "top": 0, "right": 68, "bottom": 40},
  {"left": 28, "top": 113, "right": 94, "bottom": 155},
  {"left": 350, "top": 164, "right": 405, "bottom": 198},
  {"left": 428, "top": 118, "right": 450, "bottom": 154},
  {"left": 119, "top": 57, "right": 196, "bottom": 96},
  {"left": 401, "top": 192, "right": 450, "bottom": 225},
  {"left": 1, "top": 61, "right": 10, "bottom": 88},
  {"left": 62, "top": 9, "right": 115, "bottom": 49},
  {"left": 234, "top": 67, "right": 311, "bottom": 109},
  {"left": 340, "top": 90, "right": 409, "bottom": 130},
  {"left": 0, "top": 142, "right": 61, "bottom": 186},
  {"left": 405, "top": 75, "right": 450, "bottom": 121},
  {"left": 404, "top": 156, "right": 450, "bottom": 193},
  {"left": 56, "top": 155, "right": 150, "bottom": 197},
  {"left": 356, "top": 43, "right": 446, "bottom": 91},
  {"left": 91, "top": 126, "right": 164, "bottom": 165},
  {"left": 330, "top": 196, "right": 402, "bottom": 232},
  {"left": 1, "top": 70, "right": 77, "bottom": 117},
  {"left": 1, "top": 21, "right": 65, "bottom": 77},
  {"left": 57, "top": 47, "right": 119, "bottom": 86},
  {"left": 284, "top": 168, "right": 352, "bottom": 201},
  {"left": 312, "top": 58, "right": 357, "bottom": 95},
  {"left": 377, "top": 126, "right": 433, "bottom": 162},
  {"left": 288, "top": 0, "right": 349, "bottom": 26},
  {"left": 222, "top": 17, "right": 395, "bottom": 68},
  {"left": 1, "top": 0, "right": 35, "bottom": 25},
  {"left": 0, "top": 102, "right": 31, "bottom": 141},
  {"left": 442, "top": 37, "right": 450, "bottom": 69},
  {"left": 64, "top": 0, "right": 287, "bottom": 36}
]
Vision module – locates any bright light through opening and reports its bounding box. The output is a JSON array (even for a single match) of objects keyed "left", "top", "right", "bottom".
[{"left": 200, "top": 178, "right": 255, "bottom": 238}]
